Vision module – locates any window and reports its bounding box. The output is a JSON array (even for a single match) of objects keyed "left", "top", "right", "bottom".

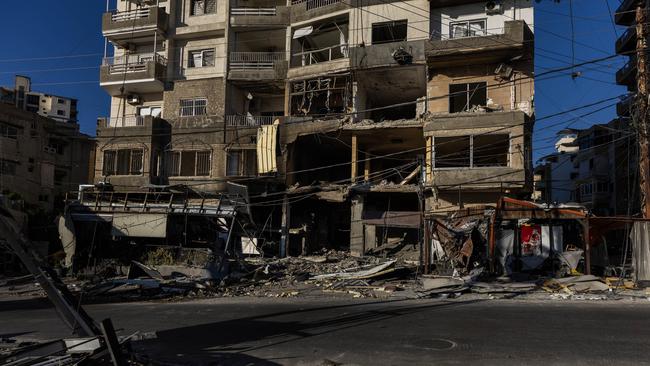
[
  {"left": 226, "top": 150, "right": 257, "bottom": 176},
  {"left": 596, "top": 181, "right": 609, "bottom": 193},
  {"left": 371, "top": 20, "right": 408, "bottom": 45},
  {"left": 189, "top": 49, "right": 215, "bottom": 68},
  {"left": 102, "top": 149, "right": 143, "bottom": 176},
  {"left": 0, "top": 159, "right": 17, "bottom": 176},
  {"left": 0, "top": 123, "right": 19, "bottom": 139},
  {"left": 449, "top": 82, "right": 487, "bottom": 113},
  {"left": 179, "top": 98, "right": 207, "bottom": 116},
  {"left": 47, "top": 139, "right": 65, "bottom": 155},
  {"left": 433, "top": 134, "right": 510, "bottom": 169},
  {"left": 26, "top": 94, "right": 39, "bottom": 105},
  {"left": 473, "top": 134, "right": 509, "bottom": 167},
  {"left": 58, "top": 98, "right": 66, "bottom": 104},
  {"left": 434, "top": 136, "right": 470, "bottom": 168},
  {"left": 167, "top": 150, "right": 211, "bottom": 177},
  {"left": 54, "top": 170, "right": 67, "bottom": 186},
  {"left": 449, "top": 19, "right": 487, "bottom": 39},
  {"left": 57, "top": 110, "right": 66, "bottom": 116},
  {"left": 191, "top": 0, "right": 217, "bottom": 16}
]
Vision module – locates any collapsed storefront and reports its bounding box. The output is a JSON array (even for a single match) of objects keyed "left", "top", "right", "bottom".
[{"left": 424, "top": 197, "right": 650, "bottom": 284}]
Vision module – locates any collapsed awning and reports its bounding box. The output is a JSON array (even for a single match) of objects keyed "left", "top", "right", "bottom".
[{"left": 293, "top": 26, "right": 313, "bottom": 39}]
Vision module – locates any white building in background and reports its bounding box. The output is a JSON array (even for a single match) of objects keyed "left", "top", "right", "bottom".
[
  {"left": 5, "top": 75, "right": 79, "bottom": 124},
  {"left": 533, "top": 129, "right": 579, "bottom": 204}
]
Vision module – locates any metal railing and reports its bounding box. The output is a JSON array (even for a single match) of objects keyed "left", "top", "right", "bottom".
[
  {"left": 110, "top": 7, "right": 151, "bottom": 22},
  {"left": 291, "top": 44, "right": 348, "bottom": 67},
  {"left": 102, "top": 115, "right": 146, "bottom": 128},
  {"left": 226, "top": 115, "right": 276, "bottom": 127},
  {"left": 291, "top": 0, "right": 340, "bottom": 10},
  {"left": 229, "top": 52, "right": 285, "bottom": 69},
  {"left": 230, "top": 7, "right": 277, "bottom": 16},
  {"left": 103, "top": 53, "right": 167, "bottom": 74}
]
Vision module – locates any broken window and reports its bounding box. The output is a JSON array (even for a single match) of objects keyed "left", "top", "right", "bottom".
[
  {"left": 473, "top": 134, "right": 509, "bottom": 167},
  {"left": 371, "top": 20, "right": 408, "bottom": 45},
  {"left": 167, "top": 150, "right": 211, "bottom": 177},
  {"left": 449, "top": 82, "right": 487, "bottom": 113},
  {"left": 290, "top": 74, "right": 350, "bottom": 116},
  {"left": 189, "top": 49, "right": 215, "bottom": 68},
  {"left": 449, "top": 19, "right": 487, "bottom": 39},
  {"left": 191, "top": 0, "right": 216, "bottom": 15},
  {"left": 226, "top": 150, "right": 257, "bottom": 176},
  {"left": 434, "top": 134, "right": 510, "bottom": 169},
  {"left": 180, "top": 98, "right": 207, "bottom": 116},
  {"left": 102, "top": 149, "right": 143, "bottom": 176},
  {"left": 434, "top": 136, "right": 470, "bottom": 168},
  {"left": 291, "top": 18, "right": 349, "bottom": 67}
]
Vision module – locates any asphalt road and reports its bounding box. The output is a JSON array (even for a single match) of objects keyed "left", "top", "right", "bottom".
[{"left": 1, "top": 296, "right": 650, "bottom": 365}]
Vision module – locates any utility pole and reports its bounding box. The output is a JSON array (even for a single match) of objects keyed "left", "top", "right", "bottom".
[{"left": 636, "top": 0, "right": 650, "bottom": 218}]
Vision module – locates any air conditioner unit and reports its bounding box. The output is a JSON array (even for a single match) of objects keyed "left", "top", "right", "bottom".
[
  {"left": 485, "top": 1, "right": 502, "bottom": 15},
  {"left": 127, "top": 95, "right": 141, "bottom": 105}
]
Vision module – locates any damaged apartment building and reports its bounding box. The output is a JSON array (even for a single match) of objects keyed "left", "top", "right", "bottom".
[{"left": 62, "top": 0, "right": 534, "bottom": 269}]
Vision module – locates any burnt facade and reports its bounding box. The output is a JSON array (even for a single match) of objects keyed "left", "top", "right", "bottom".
[{"left": 81, "top": 0, "right": 535, "bottom": 261}]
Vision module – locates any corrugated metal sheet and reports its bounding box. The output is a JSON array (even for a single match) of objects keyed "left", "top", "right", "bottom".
[
  {"left": 111, "top": 213, "right": 167, "bottom": 238},
  {"left": 630, "top": 221, "right": 650, "bottom": 283}
]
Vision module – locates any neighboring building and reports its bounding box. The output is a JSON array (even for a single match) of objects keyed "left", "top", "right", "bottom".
[
  {"left": 1, "top": 75, "right": 79, "bottom": 124},
  {"left": 79, "top": 0, "right": 534, "bottom": 258},
  {"left": 533, "top": 129, "right": 578, "bottom": 204},
  {"left": 572, "top": 119, "right": 637, "bottom": 216},
  {"left": 0, "top": 102, "right": 95, "bottom": 213},
  {"left": 614, "top": 0, "right": 638, "bottom": 122}
]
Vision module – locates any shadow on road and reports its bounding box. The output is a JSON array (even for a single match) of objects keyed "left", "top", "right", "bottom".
[{"left": 134, "top": 299, "right": 484, "bottom": 365}]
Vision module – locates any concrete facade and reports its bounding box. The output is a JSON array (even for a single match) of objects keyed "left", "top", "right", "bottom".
[
  {"left": 0, "top": 103, "right": 94, "bottom": 212},
  {"left": 91, "top": 0, "right": 535, "bottom": 257}
]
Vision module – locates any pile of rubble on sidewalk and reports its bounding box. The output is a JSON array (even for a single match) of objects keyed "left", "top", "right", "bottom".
[{"left": 3, "top": 251, "right": 648, "bottom": 304}]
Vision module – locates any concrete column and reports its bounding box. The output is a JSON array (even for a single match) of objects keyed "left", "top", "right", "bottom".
[
  {"left": 364, "top": 224, "right": 376, "bottom": 251},
  {"left": 280, "top": 195, "right": 290, "bottom": 257},
  {"left": 351, "top": 134, "right": 358, "bottom": 182},
  {"left": 350, "top": 194, "right": 364, "bottom": 256}
]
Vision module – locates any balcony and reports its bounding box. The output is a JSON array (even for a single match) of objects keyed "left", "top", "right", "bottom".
[
  {"left": 615, "top": 0, "right": 640, "bottom": 26},
  {"left": 102, "top": 7, "right": 168, "bottom": 46},
  {"left": 616, "top": 27, "right": 636, "bottom": 55},
  {"left": 617, "top": 94, "right": 635, "bottom": 117},
  {"left": 100, "top": 54, "right": 167, "bottom": 96},
  {"left": 225, "top": 115, "right": 277, "bottom": 128},
  {"left": 349, "top": 40, "right": 426, "bottom": 69},
  {"left": 228, "top": 52, "right": 287, "bottom": 80},
  {"left": 229, "top": 6, "right": 289, "bottom": 28},
  {"left": 426, "top": 20, "right": 532, "bottom": 68},
  {"left": 290, "top": 0, "right": 347, "bottom": 23},
  {"left": 616, "top": 58, "right": 637, "bottom": 88}
]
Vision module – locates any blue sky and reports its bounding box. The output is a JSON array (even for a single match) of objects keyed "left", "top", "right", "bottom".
[{"left": 0, "top": 0, "right": 628, "bottom": 160}]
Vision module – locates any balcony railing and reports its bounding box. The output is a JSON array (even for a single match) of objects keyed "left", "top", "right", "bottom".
[
  {"left": 110, "top": 7, "right": 152, "bottom": 22},
  {"left": 292, "top": 44, "right": 348, "bottom": 67},
  {"left": 101, "top": 115, "right": 146, "bottom": 128},
  {"left": 226, "top": 115, "right": 276, "bottom": 127},
  {"left": 230, "top": 7, "right": 277, "bottom": 16},
  {"left": 229, "top": 52, "right": 285, "bottom": 69},
  {"left": 102, "top": 53, "right": 167, "bottom": 74},
  {"left": 291, "top": 0, "right": 341, "bottom": 10}
]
